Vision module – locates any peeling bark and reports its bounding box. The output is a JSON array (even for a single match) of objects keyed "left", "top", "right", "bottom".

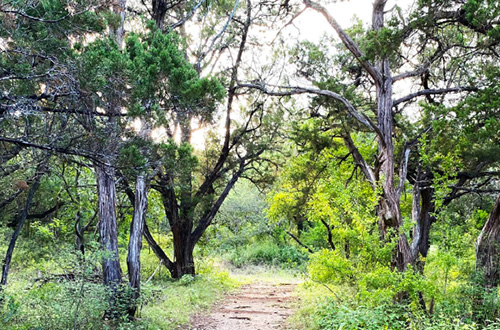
[
  {"left": 127, "top": 175, "right": 147, "bottom": 317},
  {"left": 95, "top": 164, "right": 123, "bottom": 289},
  {"left": 476, "top": 193, "right": 500, "bottom": 290},
  {"left": 410, "top": 174, "right": 435, "bottom": 272}
]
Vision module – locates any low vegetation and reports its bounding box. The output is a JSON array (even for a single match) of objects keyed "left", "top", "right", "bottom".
[{"left": 0, "top": 246, "right": 237, "bottom": 329}]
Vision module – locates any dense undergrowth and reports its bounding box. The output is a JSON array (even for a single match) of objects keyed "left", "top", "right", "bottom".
[
  {"left": 292, "top": 294, "right": 500, "bottom": 330},
  {"left": 2, "top": 180, "right": 500, "bottom": 330},
  {"left": 224, "top": 240, "right": 308, "bottom": 269},
  {"left": 0, "top": 242, "right": 237, "bottom": 330},
  {"left": 288, "top": 252, "right": 500, "bottom": 330}
]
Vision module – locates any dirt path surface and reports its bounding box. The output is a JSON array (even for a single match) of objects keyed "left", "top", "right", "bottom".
[{"left": 187, "top": 282, "right": 297, "bottom": 330}]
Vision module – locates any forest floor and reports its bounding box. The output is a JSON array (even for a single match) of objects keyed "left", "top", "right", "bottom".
[{"left": 184, "top": 269, "right": 300, "bottom": 330}]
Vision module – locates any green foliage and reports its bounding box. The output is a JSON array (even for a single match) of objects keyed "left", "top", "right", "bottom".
[
  {"left": 78, "top": 37, "right": 130, "bottom": 107},
  {"left": 311, "top": 300, "right": 407, "bottom": 330},
  {"left": 308, "top": 249, "right": 353, "bottom": 284},
  {"left": 205, "top": 180, "right": 272, "bottom": 249},
  {"left": 362, "top": 27, "right": 402, "bottom": 61},
  {"left": 126, "top": 24, "right": 225, "bottom": 123},
  {"left": 299, "top": 297, "right": 500, "bottom": 330},
  {"left": 227, "top": 240, "right": 308, "bottom": 269},
  {"left": 0, "top": 245, "right": 237, "bottom": 329}
]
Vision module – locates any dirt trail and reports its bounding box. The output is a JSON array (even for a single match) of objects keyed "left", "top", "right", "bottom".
[{"left": 187, "top": 281, "right": 297, "bottom": 330}]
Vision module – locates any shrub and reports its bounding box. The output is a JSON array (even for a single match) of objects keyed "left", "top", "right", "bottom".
[
  {"left": 227, "top": 240, "right": 308, "bottom": 269},
  {"left": 305, "top": 298, "right": 500, "bottom": 330}
]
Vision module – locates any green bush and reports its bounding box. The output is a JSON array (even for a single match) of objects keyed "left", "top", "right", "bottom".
[
  {"left": 228, "top": 240, "right": 308, "bottom": 269},
  {"left": 313, "top": 300, "right": 407, "bottom": 330},
  {"left": 306, "top": 298, "right": 500, "bottom": 330}
]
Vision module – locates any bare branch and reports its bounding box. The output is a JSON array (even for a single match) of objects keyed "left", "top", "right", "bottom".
[
  {"left": 0, "top": 136, "right": 106, "bottom": 165},
  {"left": 169, "top": 0, "right": 208, "bottom": 29},
  {"left": 393, "top": 86, "right": 478, "bottom": 106},
  {"left": 0, "top": 9, "right": 70, "bottom": 23},
  {"left": 286, "top": 231, "right": 314, "bottom": 253},
  {"left": 197, "top": 0, "right": 239, "bottom": 68},
  {"left": 191, "top": 164, "right": 245, "bottom": 245},
  {"left": 396, "top": 126, "right": 431, "bottom": 198},
  {"left": 396, "top": 146, "right": 411, "bottom": 197},
  {"left": 303, "top": 0, "right": 382, "bottom": 83},
  {"left": 448, "top": 187, "right": 500, "bottom": 194},
  {"left": 194, "top": 0, "right": 252, "bottom": 199},
  {"left": 341, "top": 130, "right": 376, "bottom": 190},
  {"left": 238, "top": 82, "right": 383, "bottom": 139}
]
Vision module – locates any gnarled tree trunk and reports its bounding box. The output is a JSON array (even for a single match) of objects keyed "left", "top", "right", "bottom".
[
  {"left": 476, "top": 193, "right": 500, "bottom": 289},
  {"left": 172, "top": 230, "right": 195, "bottom": 278},
  {"left": 375, "top": 58, "right": 413, "bottom": 273},
  {"left": 126, "top": 175, "right": 147, "bottom": 317},
  {"left": 410, "top": 170, "right": 435, "bottom": 272},
  {"left": 95, "top": 164, "right": 123, "bottom": 289}
]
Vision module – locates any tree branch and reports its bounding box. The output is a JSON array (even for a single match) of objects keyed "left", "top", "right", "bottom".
[
  {"left": 320, "top": 219, "right": 335, "bottom": 251},
  {"left": 27, "top": 201, "right": 65, "bottom": 220},
  {"left": 191, "top": 164, "right": 245, "bottom": 245},
  {"left": 396, "top": 126, "right": 431, "bottom": 198},
  {"left": 0, "top": 136, "right": 106, "bottom": 165},
  {"left": 0, "top": 9, "right": 70, "bottom": 23},
  {"left": 194, "top": 0, "right": 251, "bottom": 200},
  {"left": 302, "top": 0, "right": 382, "bottom": 84},
  {"left": 393, "top": 86, "right": 477, "bottom": 106},
  {"left": 341, "top": 130, "right": 376, "bottom": 190},
  {"left": 238, "top": 83, "right": 383, "bottom": 138},
  {"left": 286, "top": 231, "right": 314, "bottom": 253}
]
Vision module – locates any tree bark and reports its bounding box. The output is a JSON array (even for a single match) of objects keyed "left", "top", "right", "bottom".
[
  {"left": 476, "top": 193, "right": 500, "bottom": 289},
  {"left": 172, "top": 232, "right": 195, "bottom": 278},
  {"left": 152, "top": 0, "right": 168, "bottom": 29},
  {"left": 371, "top": 0, "right": 415, "bottom": 273},
  {"left": 410, "top": 172, "right": 435, "bottom": 271},
  {"left": 95, "top": 164, "right": 123, "bottom": 289},
  {"left": 126, "top": 175, "right": 147, "bottom": 317}
]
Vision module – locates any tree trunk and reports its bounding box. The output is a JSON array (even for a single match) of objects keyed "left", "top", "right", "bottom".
[
  {"left": 1, "top": 160, "right": 46, "bottom": 288},
  {"left": 152, "top": 0, "right": 168, "bottom": 29},
  {"left": 169, "top": 114, "right": 196, "bottom": 279},
  {"left": 376, "top": 72, "right": 413, "bottom": 272},
  {"left": 371, "top": 0, "right": 413, "bottom": 273},
  {"left": 410, "top": 175, "right": 435, "bottom": 271},
  {"left": 95, "top": 164, "right": 123, "bottom": 288},
  {"left": 476, "top": 193, "right": 500, "bottom": 289},
  {"left": 143, "top": 222, "right": 174, "bottom": 270},
  {"left": 126, "top": 175, "right": 147, "bottom": 317},
  {"left": 171, "top": 221, "right": 195, "bottom": 278}
]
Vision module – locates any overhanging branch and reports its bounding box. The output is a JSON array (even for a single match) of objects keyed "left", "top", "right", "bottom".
[
  {"left": 0, "top": 136, "right": 106, "bottom": 165},
  {"left": 393, "top": 86, "right": 477, "bottom": 106},
  {"left": 302, "top": 0, "right": 382, "bottom": 84},
  {"left": 237, "top": 83, "right": 383, "bottom": 139}
]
